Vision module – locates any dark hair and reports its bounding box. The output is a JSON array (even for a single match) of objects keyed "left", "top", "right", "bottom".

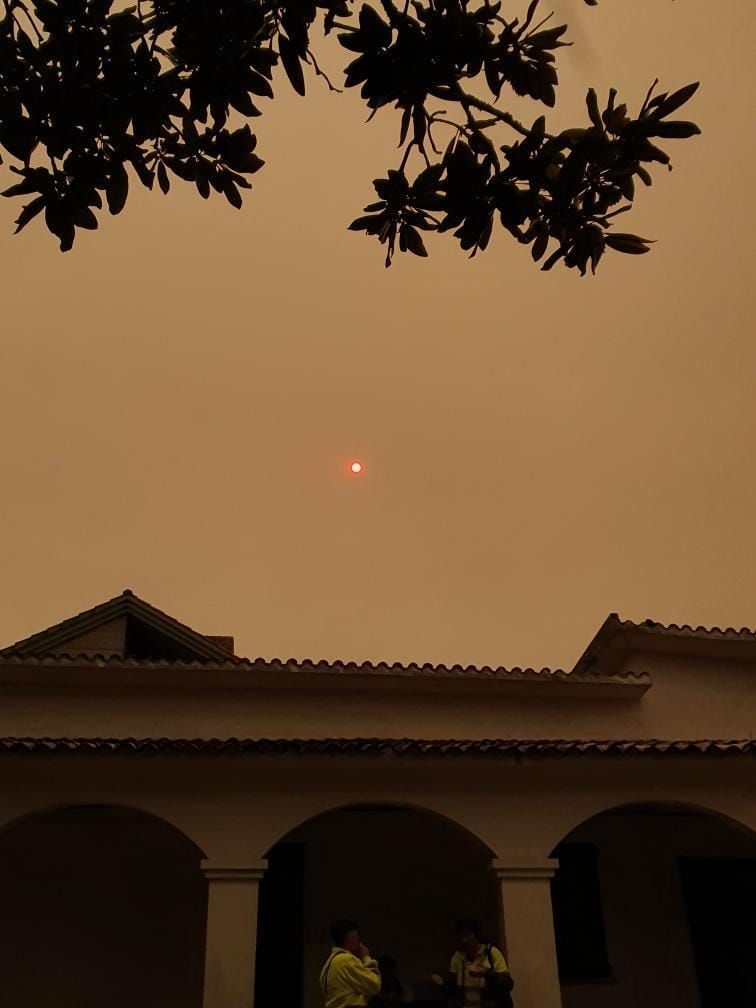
[
  {"left": 455, "top": 917, "right": 482, "bottom": 938},
  {"left": 331, "top": 918, "right": 359, "bottom": 946}
]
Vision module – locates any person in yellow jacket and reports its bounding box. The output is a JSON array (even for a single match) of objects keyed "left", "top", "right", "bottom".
[
  {"left": 320, "top": 918, "right": 381, "bottom": 1008},
  {"left": 431, "top": 917, "right": 514, "bottom": 1008}
]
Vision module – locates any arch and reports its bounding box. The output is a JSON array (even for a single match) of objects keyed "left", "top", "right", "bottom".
[
  {"left": 0, "top": 802, "right": 209, "bottom": 1008},
  {"left": 540, "top": 790, "right": 756, "bottom": 862},
  {"left": 0, "top": 800, "right": 208, "bottom": 854},
  {"left": 255, "top": 800, "right": 499, "bottom": 1008},
  {"left": 252, "top": 795, "right": 497, "bottom": 860},
  {"left": 267, "top": 798, "right": 496, "bottom": 856},
  {"left": 0, "top": 797, "right": 209, "bottom": 854},
  {"left": 542, "top": 794, "right": 756, "bottom": 859},
  {"left": 546, "top": 798, "right": 756, "bottom": 1007}
]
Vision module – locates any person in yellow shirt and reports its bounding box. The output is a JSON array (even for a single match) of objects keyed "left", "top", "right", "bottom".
[
  {"left": 431, "top": 917, "right": 514, "bottom": 1008},
  {"left": 320, "top": 918, "right": 382, "bottom": 1008}
]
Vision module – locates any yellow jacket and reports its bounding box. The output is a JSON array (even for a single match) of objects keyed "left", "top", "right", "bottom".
[{"left": 320, "top": 948, "right": 381, "bottom": 1008}]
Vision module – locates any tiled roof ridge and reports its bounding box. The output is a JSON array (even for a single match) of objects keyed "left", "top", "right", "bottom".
[
  {"left": 0, "top": 737, "right": 753, "bottom": 756},
  {"left": 615, "top": 614, "right": 756, "bottom": 638},
  {"left": 0, "top": 651, "right": 650, "bottom": 682}
]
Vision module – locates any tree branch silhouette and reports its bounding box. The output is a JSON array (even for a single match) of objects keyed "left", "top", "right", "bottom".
[{"left": 0, "top": 0, "right": 700, "bottom": 271}]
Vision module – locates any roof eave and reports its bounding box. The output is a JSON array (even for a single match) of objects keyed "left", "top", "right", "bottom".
[{"left": 0, "top": 655, "right": 650, "bottom": 698}]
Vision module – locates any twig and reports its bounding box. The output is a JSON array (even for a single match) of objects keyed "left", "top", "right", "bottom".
[
  {"left": 455, "top": 89, "right": 532, "bottom": 138},
  {"left": 453, "top": 85, "right": 501, "bottom": 170},
  {"left": 525, "top": 10, "right": 554, "bottom": 37},
  {"left": 306, "top": 48, "right": 342, "bottom": 92},
  {"left": 639, "top": 78, "right": 659, "bottom": 118},
  {"left": 399, "top": 140, "right": 416, "bottom": 172}
]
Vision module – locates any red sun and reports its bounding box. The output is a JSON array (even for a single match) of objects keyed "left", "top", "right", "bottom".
[{"left": 350, "top": 461, "right": 363, "bottom": 474}]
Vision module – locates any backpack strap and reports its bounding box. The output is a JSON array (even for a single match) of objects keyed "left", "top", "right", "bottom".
[{"left": 323, "top": 951, "right": 347, "bottom": 998}]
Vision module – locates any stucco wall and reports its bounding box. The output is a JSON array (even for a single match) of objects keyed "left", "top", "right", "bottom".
[
  {"left": 1, "top": 752, "right": 755, "bottom": 864},
  {"left": 1, "top": 650, "right": 755, "bottom": 743}
]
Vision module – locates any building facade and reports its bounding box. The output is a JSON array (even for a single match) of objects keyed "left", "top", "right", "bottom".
[{"left": 1, "top": 590, "right": 754, "bottom": 1008}]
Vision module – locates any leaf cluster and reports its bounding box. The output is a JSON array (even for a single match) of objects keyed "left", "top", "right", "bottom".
[{"left": 0, "top": 0, "right": 700, "bottom": 270}]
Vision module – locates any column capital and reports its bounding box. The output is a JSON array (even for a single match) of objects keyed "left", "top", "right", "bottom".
[
  {"left": 490, "top": 857, "right": 558, "bottom": 881},
  {"left": 201, "top": 858, "right": 267, "bottom": 882}
]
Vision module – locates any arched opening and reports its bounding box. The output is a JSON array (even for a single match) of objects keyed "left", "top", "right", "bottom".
[
  {"left": 0, "top": 804, "right": 208, "bottom": 1008},
  {"left": 255, "top": 803, "right": 498, "bottom": 1008},
  {"left": 549, "top": 802, "right": 756, "bottom": 1008}
]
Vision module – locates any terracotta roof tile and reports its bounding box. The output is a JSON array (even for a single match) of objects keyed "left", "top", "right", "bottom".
[
  {"left": 0, "top": 651, "right": 650, "bottom": 686},
  {"left": 617, "top": 615, "right": 756, "bottom": 639},
  {"left": 0, "top": 737, "right": 753, "bottom": 757}
]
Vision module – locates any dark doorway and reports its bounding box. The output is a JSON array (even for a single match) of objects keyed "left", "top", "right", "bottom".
[
  {"left": 256, "top": 806, "right": 497, "bottom": 1008},
  {"left": 550, "top": 841, "right": 611, "bottom": 982},
  {"left": 679, "top": 856, "right": 756, "bottom": 1007},
  {"left": 255, "top": 841, "right": 306, "bottom": 1008}
]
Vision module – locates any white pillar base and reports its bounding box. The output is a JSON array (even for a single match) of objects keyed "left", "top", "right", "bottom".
[
  {"left": 202, "top": 860, "right": 267, "bottom": 1008},
  {"left": 493, "top": 858, "right": 562, "bottom": 1008}
]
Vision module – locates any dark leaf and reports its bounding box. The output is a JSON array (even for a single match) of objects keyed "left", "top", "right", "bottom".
[
  {"left": 349, "top": 214, "right": 381, "bottom": 232},
  {"left": 223, "top": 175, "right": 243, "bottom": 208},
  {"left": 358, "top": 5, "right": 391, "bottom": 48},
  {"left": 618, "top": 174, "right": 634, "bottom": 200},
  {"left": 247, "top": 71, "right": 274, "bottom": 99},
  {"left": 226, "top": 152, "right": 265, "bottom": 174},
  {"left": 531, "top": 229, "right": 548, "bottom": 261},
  {"left": 605, "top": 232, "right": 653, "bottom": 254},
  {"left": 541, "top": 246, "right": 564, "bottom": 270},
  {"left": 585, "top": 89, "right": 603, "bottom": 131},
  {"left": 106, "top": 162, "right": 129, "bottom": 215},
  {"left": 651, "top": 120, "right": 701, "bottom": 139},
  {"left": 157, "top": 161, "right": 170, "bottom": 194},
  {"left": 14, "top": 194, "right": 46, "bottom": 233},
  {"left": 0, "top": 117, "right": 38, "bottom": 162},
  {"left": 404, "top": 225, "right": 427, "bottom": 257},
  {"left": 45, "top": 202, "right": 76, "bottom": 252},
  {"left": 131, "top": 158, "right": 155, "bottom": 190},
  {"left": 279, "top": 34, "right": 306, "bottom": 96},
  {"left": 649, "top": 82, "right": 700, "bottom": 120},
  {"left": 70, "top": 204, "right": 98, "bottom": 230},
  {"left": 412, "top": 105, "right": 426, "bottom": 147},
  {"left": 167, "top": 157, "right": 197, "bottom": 182},
  {"left": 196, "top": 173, "right": 211, "bottom": 199},
  {"left": 399, "top": 106, "right": 412, "bottom": 147}
]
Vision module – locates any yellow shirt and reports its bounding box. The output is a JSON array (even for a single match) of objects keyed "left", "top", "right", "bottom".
[
  {"left": 450, "top": 944, "right": 510, "bottom": 1007},
  {"left": 320, "top": 948, "right": 382, "bottom": 1008}
]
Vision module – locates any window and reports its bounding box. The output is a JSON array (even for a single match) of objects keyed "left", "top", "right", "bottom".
[{"left": 550, "top": 842, "right": 611, "bottom": 982}]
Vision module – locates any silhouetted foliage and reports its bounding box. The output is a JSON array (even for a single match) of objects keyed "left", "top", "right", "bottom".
[{"left": 0, "top": 0, "right": 700, "bottom": 268}]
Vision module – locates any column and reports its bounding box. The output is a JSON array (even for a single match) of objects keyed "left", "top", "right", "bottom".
[
  {"left": 202, "top": 859, "right": 267, "bottom": 1008},
  {"left": 492, "top": 858, "right": 562, "bottom": 1008}
]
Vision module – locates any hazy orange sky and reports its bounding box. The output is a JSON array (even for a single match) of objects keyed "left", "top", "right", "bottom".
[{"left": 1, "top": 0, "right": 754, "bottom": 670}]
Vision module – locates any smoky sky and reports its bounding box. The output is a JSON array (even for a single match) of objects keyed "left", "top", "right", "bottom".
[{"left": 1, "top": 0, "right": 754, "bottom": 670}]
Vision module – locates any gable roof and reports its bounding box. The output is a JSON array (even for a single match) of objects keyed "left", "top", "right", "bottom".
[
  {"left": 0, "top": 590, "right": 237, "bottom": 663},
  {"left": 573, "top": 612, "right": 756, "bottom": 677}
]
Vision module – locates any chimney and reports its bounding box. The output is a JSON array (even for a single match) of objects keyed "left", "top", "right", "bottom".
[{"left": 207, "top": 635, "right": 235, "bottom": 655}]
